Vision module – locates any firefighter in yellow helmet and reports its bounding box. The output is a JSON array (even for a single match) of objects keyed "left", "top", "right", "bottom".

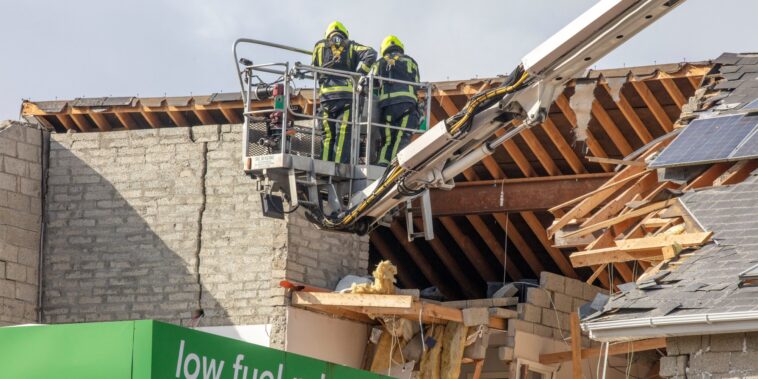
[
  {"left": 312, "top": 21, "right": 377, "bottom": 164},
  {"left": 372, "top": 35, "right": 421, "bottom": 166}
]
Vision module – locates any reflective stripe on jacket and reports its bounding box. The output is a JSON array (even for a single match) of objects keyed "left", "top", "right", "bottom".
[
  {"left": 372, "top": 52, "right": 420, "bottom": 107},
  {"left": 312, "top": 39, "right": 377, "bottom": 101}
]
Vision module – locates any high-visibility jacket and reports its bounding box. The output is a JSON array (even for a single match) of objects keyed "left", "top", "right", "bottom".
[
  {"left": 312, "top": 39, "right": 376, "bottom": 102},
  {"left": 372, "top": 51, "right": 420, "bottom": 107}
]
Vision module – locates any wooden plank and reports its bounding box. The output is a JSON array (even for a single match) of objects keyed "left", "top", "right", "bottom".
[
  {"left": 579, "top": 171, "right": 658, "bottom": 228},
  {"left": 539, "top": 338, "right": 667, "bottom": 364},
  {"left": 167, "top": 110, "right": 190, "bottom": 127},
  {"left": 683, "top": 162, "right": 731, "bottom": 190},
  {"left": 194, "top": 109, "right": 216, "bottom": 125},
  {"left": 569, "top": 232, "right": 712, "bottom": 267},
  {"left": 292, "top": 292, "right": 414, "bottom": 308},
  {"left": 614, "top": 232, "right": 713, "bottom": 251},
  {"left": 56, "top": 115, "right": 79, "bottom": 132},
  {"left": 591, "top": 101, "right": 634, "bottom": 156},
  {"left": 714, "top": 160, "right": 758, "bottom": 186},
  {"left": 141, "top": 111, "right": 162, "bottom": 128},
  {"left": 542, "top": 117, "right": 587, "bottom": 174},
  {"left": 660, "top": 78, "right": 688, "bottom": 109},
  {"left": 115, "top": 112, "right": 138, "bottom": 129},
  {"left": 519, "top": 128, "right": 562, "bottom": 176},
  {"left": 89, "top": 112, "right": 112, "bottom": 131},
  {"left": 563, "top": 198, "right": 677, "bottom": 239},
  {"left": 549, "top": 169, "right": 650, "bottom": 214},
  {"left": 586, "top": 264, "right": 608, "bottom": 284},
  {"left": 570, "top": 312, "right": 582, "bottom": 379},
  {"left": 497, "top": 132, "right": 538, "bottom": 177},
  {"left": 555, "top": 95, "right": 613, "bottom": 171},
  {"left": 643, "top": 218, "right": 674, "bottom": 229},
  {"left": 472, "top": 360, "right": 485, "bottom": 379},
  {"left": 521, "top": 211, "right": 578, "bottom": 279},
  {"left": 585, "top": 156, "right": 647, "bottom": 167},
  {"left": 219, "top": 107, "right": 243, "bottom": 124},
  {"left": 609, "top": 85, "right": 654, "bottom": 143},
  {"left": 631, "top": 81, "right": 673, "bottom": 132},
  {"left": 70, "top": 114, "right": 95, "bottom": 132},
  {"left": 349, "top": 301, "right": 508, "bottom": 330}
]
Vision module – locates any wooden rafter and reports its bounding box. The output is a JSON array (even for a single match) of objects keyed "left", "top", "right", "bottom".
[
  {"left": 541, "top": 117, "right": 587, "bottom": 174},
  {"left": 554, "top": 95, "right": 613, "bottom": 171},
  {"left": 591, "top": 101, "right": 634, "bottom": 156},
  {"left": 388, "top": 221, "right": 460, "bottom": 298},
  {"left": 167, "top": 110, "right": 189, "bottom": 127},
  {"left": 115, "top": 112, "right": 138, "bottom": 129},
  {"left": 413, "top": 219, "right": 481, "bottom": 298},
  {"left": 630, "top": 80, "right": 673, "bottom": 132},
  {"left": 465, "top": 215, "right": 523, "bottom": 280},
  {"left": 439, "top": 216, "right": 499, "bottom": 283},
  {"left": 70, "top": 114, "right": 95, "bottom": 132},
  {"left": 56, "top": 115, "right": 78, "bottom": 132},
  {"left": 604, "top": 84, "right": 654, "bottom": 144},
  {"left": 89, "top": 112, "right": 112, "bottom": 131},
  {"left": 660, "top": 78, "right": 688, "bottom": 109},
  {"left": 141, "top": 111, "right": 162, "bottom": 128}
]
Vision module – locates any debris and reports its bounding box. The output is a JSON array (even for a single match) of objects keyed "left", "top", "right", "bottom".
[
  {"left": 461, "top": 308, "right": 490, "bottom": 327},
  {"left": 569, "top": 79, "right": 597, "bottom": 142},
  {"left": 442, "top": 297, "right": 517, "bottom": 309},
  {"left": 492, "top": 283, "right": 518, "bottom": 298},
  {"left": 440, "top": 322, "right": 468, "bottom": 379},
  {"left": 351, "top": 260, "right": 397, "bottom": 295}
]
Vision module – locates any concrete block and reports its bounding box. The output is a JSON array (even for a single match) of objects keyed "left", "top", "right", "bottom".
[
  {"left": 553, "top": 292, "right": 574, "bottom": 313},
  {"left": 15, "top": 282, "right": 36, "bottom": 303},
  {"left": 5, "top": 262, "right": 26, "bottom": 282},
  {"left": 730, "top": 351, "right": 758, "bottom": 371},
  {"left": 689, "top": 352, "right": 731, "bottom": 374},
  {"left": 517, "top": 303, "right": 542, "bottom": 323},
  {"left": 498, "top": 346, "right": 514, "bottom": 361},
  {"left": 463, "top": 307, "right": 490, "bottom": 326},
  {"left": 533, "top": 324, "right": 553, "bottom": 338},
  {"left": 564, "top": 277, "right": 585, "bottom": 298},
  {"left": 710, "top": 333, "right": 745, "bottom": 352},
  {"left": 659, "top": 355, "right": 687, "bottom": 377},
  {"left": 0, "top": 279, "right": 13, "bottom": 298},
  {"left": 507, "top": 319, "right": 534, "bottom": 337},
  {"left": 526, "top": 288, "right": 550, "bottom": 308},
  {"left": 463, "top": 327, "right": 490, "bottom": 360},
  {"left": 540, "top": 271, "right": 565, "bottom": 293},
  {"left": 492, "top": 283, "right": 518, "bottom": 298},
  {"left": 3, "top": 156, "right": 27, "bottom": 176},
  {"left": 0, "top": 172, "right": 17, "bottom": 191},
  {"left": 16, "top": 143, "right": 39, "bottom": 163}
]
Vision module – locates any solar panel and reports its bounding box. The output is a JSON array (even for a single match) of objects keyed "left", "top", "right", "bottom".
[
  {"left": 650, "top": 115, "right": 758, "bottom": 168},
  {"left": 731, "top": 115, "right": 758, "bottom": 159},
  {"left": 743, "top": 99, "right": 758, "bottom": 111}
]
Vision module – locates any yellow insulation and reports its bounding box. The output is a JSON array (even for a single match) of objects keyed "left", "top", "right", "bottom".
[
  {"left": 440, "top": 322, "right": 468, "bottom": 379},
  {"left": 352, "top": 260, "right": 397, "bottom": 295},
  {"left": 370, "top": 328, "right": 406, "bottom": 374},
  {"left": 418, "top": 325, "right": 445, "bottom": 379}
]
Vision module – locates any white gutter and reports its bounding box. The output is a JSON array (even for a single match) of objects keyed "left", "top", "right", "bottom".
[{"left": 583, "top": 311, "right": 758, "bottom": 342}]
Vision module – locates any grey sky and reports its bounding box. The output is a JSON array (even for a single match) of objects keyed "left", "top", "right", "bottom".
[{"left": 1, "top": 0, "right": 757, "bottom": 121}]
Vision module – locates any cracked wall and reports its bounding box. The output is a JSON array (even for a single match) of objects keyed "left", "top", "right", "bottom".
[{"left": 41, "top": 124, "right": 368, "bottom": 348}]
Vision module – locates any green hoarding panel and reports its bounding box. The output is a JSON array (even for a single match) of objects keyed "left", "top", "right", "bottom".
[
  {"left": 0, "top": 320, "right": 390, "bottom": 379},
  {"left": 0, "top": 321, "right": 136, "bottom": 379}
]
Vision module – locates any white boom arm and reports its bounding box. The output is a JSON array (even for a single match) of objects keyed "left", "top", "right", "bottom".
[{"left": 346, "top": 0, "right": 686, "bottom": 228}]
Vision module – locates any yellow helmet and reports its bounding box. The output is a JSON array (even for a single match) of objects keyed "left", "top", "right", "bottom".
[
  {"left": 324, "top": 21, "right": 349, "bottom": 38},
  {"left": 380, "top": 35, "right": 404, "bottom": 56}
]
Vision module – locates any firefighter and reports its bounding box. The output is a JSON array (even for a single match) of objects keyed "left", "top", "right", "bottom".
[
  {"left": 312, "top": 21, "right": 376, "bottom": 164},
  {"left": 372, "top": 35, "right": 420, "bottom": 167}
]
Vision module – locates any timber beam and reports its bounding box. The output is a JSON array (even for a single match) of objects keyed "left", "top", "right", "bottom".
[{"left": 429, "top": 173, "right": 614, "bottom": 216}]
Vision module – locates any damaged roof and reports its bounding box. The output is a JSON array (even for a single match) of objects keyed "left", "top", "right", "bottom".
[
  {"left": 578, "top": 53, "right": 758, "bottom": 325},
  {"left": 590, "top": 169, "right": 758, "bottom": 322}
]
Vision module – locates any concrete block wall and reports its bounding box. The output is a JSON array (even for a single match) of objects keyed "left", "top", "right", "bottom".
[
  {"left": 41, "top": 124, "right": 368, "bottom": 347},
  {"left": 662, "top": 333, "right": 758, "bottom": 378},
  {"left": 509, "top": 272, "right": 604, "bottom": 347},
  {"left": 287, "top": 212, "right": 369, "bottom": 289},
  {"left": 0, "top": 122, "right": 43, "bottom": 325}
]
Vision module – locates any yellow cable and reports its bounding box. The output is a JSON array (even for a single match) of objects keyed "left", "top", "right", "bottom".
[{"left": 328, "top": 71, "right": 529, "bottom": 228}]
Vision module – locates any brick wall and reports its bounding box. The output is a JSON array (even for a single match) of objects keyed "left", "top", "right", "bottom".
[
  {"left": 0, "top": 122, "right": 43, "bottom": 325},
  {"left": 42, "top": 124, "right": 369, "bottom": 346},
  {"left": 662, "top": 333, "right": 758, "bottom": 378}
]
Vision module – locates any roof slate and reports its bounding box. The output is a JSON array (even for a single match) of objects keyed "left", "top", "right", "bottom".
[{"left": 590, "top": 169, "right": 758, "bottom": 322}]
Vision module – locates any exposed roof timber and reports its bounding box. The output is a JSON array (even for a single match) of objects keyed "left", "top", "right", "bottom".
[{"left": 428, "top": 173, "right": 614, "bottom": 216}]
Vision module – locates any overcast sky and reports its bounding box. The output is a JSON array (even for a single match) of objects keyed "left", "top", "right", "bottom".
[{"left": 1, "top": 0, "right": 757, "bottom": 121}]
